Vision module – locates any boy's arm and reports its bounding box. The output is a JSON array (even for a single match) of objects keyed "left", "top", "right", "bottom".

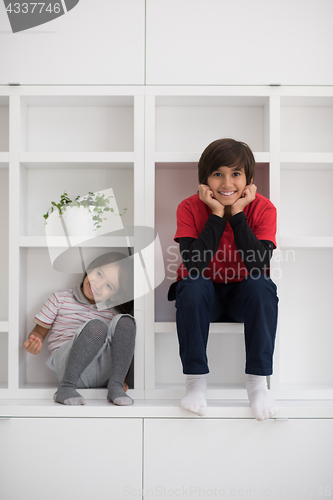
[
  {"left": 179, "top": 214, "right": 226, "bottom": 274},
  {"left": 24, "top": 324, "right": 50, "bottom": 355},
  {"left": 229, "top": 212, "right": 274, "bottom": 272}
]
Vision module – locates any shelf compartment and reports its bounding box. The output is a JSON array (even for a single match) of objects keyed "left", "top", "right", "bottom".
[
  {"left": 0, "top": 332, "right": 8, "bottom": 388},
  {"left": 155, "top": 329, "right": 246, "bottom": 386},
  {"left": 19, "top": 247, "right": 136, "bottom": 388},
  {"left": 0, "top": 96, "right": 9, "bottom": 152},
  {"left": 279, "top": 249, "right": 333, "bottom": 388},
  {"left": 154, "top": 162, "right": 270, "bottom": 322},
  {"left": 0, "top": 322, "right": 9, "bottom": 332},
  {"left": 0, "top": 169, "right": 9, "bottom": 321},
  {"left": 280, "top": 167, "right": 333, "bottom": 237},
  {"left": 20, "top": 96, "right": 134, "bottom": 153},
  {"left": 155, "top": 96, "right": 269, "bottom": 153},
  {"left": 19, "top": 165, "right": 134, "bottom": 237},
  {"left": 281, "top": 96, "right": 333, "bottom": 153},
  {"left": 0, "top": 153, "right": 9, "bottom": 168}
]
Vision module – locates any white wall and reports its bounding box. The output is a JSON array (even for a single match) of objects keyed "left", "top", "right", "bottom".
[
  {"left": 146, "top": 0, "right": 333, "bottom": 85},
  {"left": 0, "top": 0, "right": 145, "bottom": 84},
  {"left": 0, "top": 0, "right": 332, "bottom": 85}
]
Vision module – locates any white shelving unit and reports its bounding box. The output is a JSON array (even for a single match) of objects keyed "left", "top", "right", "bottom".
[
  {"left": 1, "top": 85, "right": 333, "bottom": 499},
  {"left": 1, "top": 85, "right": 333, "bottom": 406}
]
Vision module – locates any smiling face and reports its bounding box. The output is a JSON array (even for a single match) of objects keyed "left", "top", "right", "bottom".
[
  {"left": 206, "top": 165, "right": 250, "bottom": 206},
  {"left": 82, "top": 264, "right": 120, "bottom": 304}
]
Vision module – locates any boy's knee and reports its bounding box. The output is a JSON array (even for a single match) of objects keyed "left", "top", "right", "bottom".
[
  {"left": 242, "top": 274, "right": 278, "bottom": 298},
  {"left": 176, "top": 275, "right": 214, "bottom": 301}
]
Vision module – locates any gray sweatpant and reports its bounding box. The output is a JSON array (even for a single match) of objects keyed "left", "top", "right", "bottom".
[{"left": 45, "top": 314, "right": 135, "bottom": 388}]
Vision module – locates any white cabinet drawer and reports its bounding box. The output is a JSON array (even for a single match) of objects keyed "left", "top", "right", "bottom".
[
  {"left": 144, "top": 418, "right": 333, "bottom": 500},
  {"left": 0, "top": 418, "right": 142, "bottom": 500}
]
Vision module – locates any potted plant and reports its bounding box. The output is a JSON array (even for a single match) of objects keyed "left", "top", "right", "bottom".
[
  {"left": 43, "top": 190, "right": 127, "bottom": 233},
  {"left": 43, "top": 189, "right": 128, "bottom": 274}
]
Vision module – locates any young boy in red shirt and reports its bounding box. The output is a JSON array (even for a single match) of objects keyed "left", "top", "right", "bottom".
[{"left": 168, "top": 138, "right": 279, "bottom": 420}]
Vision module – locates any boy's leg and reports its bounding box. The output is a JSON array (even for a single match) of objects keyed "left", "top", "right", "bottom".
[
  {"left": 54, "top": 319, "right": 108, "bottom": 405},
  {"left": 175, "top": 275, "right": 218, "bottom": 416},
  {"left": 236, "top": 274, "right": 280, "bottom": 420},
  {"left": 176, "top": 275, "right": 217, "bottom": 374},
  {"left": 107, "top": 316, "right": 136, "bottom": 406},
  {"left": 237, "top": 274, "right": 278, "bottom": 376}
]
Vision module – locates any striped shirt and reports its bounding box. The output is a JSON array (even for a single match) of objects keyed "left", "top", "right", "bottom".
[{"left": 34, "top": 286, "right": 117, "bottom": 353}]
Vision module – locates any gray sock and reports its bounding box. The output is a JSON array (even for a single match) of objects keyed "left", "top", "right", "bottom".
[
  {"left": 54, "top": 319, "right": 108, "bottom": 405},
  {"left": 107, "top": 316, "right": 136, "bottom": 406}
]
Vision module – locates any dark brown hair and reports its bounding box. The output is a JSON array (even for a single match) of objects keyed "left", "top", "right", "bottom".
[
  {"left": 198, "top": 138, "right": 255, "bottom": 185},
  {"left": 80, "top": 252, "right": 133, "bottom": 315}
]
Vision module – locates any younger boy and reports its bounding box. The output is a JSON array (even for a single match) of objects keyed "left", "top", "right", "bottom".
[{"left": 168, "top": 138, "right": 279, "bottom": 420}]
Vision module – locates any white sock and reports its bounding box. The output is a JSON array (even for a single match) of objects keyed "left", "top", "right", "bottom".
[
  {"left": 180, "top": 374, "right": 207, "bottom": 416},
  {"left": 246, "top": 374, "right": 279, "bottom": 421}
]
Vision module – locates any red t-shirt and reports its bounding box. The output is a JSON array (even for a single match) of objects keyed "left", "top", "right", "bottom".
[{"left": 174, "top": 193, "right": 277, "bottom": 283}]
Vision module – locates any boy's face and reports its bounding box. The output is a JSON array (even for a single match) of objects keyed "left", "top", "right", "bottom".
[
  {"left": 83, "top": 264, "right": 120, "bottom": 304},
  {"left": 206, "top": 165, "right": 250, "bottom": 206}
]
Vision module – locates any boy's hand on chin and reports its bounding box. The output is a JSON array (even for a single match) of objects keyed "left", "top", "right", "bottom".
[
  {"left": 230, "top": 183, "right": 257, "bottom": 216},
  {"left": 198, "top": 184, "right": 225, "bottom": 217}
]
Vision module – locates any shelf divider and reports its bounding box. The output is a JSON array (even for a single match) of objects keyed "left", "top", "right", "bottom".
[{"left": 8, "top": 95, "right": 20, "bottom": 391}]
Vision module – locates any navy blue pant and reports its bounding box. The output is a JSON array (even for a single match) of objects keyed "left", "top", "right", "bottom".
[{"left": 174, "top": 274, "right": 279, "bottom": 376}]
